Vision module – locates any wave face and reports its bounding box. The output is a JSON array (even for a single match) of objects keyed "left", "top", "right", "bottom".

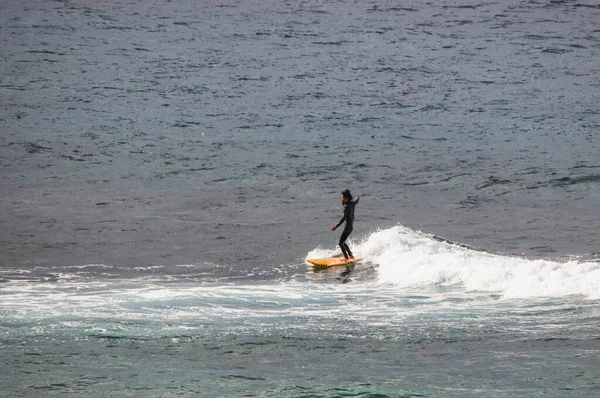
[{"left": 309, "top": 226, "right": 600, "bottom": 300}]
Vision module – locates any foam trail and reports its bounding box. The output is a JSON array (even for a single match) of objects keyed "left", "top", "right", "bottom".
[{"left": 351, "top": 226, "right": 600, "bottom": 299}]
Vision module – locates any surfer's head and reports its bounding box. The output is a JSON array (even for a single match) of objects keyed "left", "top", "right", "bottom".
[{"left": 341, "top": 189, "right": 352, "bottom": 203}]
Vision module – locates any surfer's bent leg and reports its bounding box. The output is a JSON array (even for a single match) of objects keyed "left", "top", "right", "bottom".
[{"left": 339, "top": 228, "right": 353, "bottom": 259}]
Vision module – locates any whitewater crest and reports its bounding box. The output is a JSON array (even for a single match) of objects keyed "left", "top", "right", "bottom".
[{"left": 342, "top": 226, "right": 600, "bottom": 299}]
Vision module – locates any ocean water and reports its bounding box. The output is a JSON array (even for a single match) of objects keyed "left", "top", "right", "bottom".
[{"left": 1, "top": 0, "right": 600, "bottom": 396}]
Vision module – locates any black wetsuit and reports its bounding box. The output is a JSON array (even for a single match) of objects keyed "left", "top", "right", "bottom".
[{"left": 335, "top": 197, "right": 359, "bottom": 259}]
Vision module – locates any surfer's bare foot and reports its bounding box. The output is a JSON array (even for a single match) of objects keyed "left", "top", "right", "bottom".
[{"left": 349, "top": 255, "right": 355, "bottom": 260}]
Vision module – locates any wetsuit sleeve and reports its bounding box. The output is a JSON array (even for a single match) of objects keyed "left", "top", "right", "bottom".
[{"left": 335, "top": 207, "right": 347, "bottom": 228}]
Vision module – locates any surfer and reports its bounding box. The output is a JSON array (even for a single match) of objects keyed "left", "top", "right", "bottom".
[{"left": 331, "top": 189, "right": 359, "bottom": 260}]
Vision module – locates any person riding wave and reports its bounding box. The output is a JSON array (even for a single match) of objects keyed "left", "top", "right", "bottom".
[{"left": 331, "top": 189, "right": 359, "bottom": 260}]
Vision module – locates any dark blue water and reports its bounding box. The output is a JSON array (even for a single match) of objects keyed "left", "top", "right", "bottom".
[{"left": 1, "top": 0, "right": 600, "bottom": 396}]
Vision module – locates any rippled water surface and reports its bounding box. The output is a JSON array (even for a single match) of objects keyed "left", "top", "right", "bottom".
[{"left": 1, "top": 0, "right": 600, "bottom": 396}]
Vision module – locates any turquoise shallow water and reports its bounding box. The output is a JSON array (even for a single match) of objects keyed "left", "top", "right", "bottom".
[
  {"left": 2, "top": 0, "right": 600, "bottom": 396},
  {"left": 2, "top": 228, "right": 600, "bottom": 396},
  {"left": 2, "top": 279, "right": 599, "bottom": 397}
]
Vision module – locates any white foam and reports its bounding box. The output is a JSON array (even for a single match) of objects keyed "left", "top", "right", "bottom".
[{"left": 351, "top": 225, "right": 600, "bottom": 300}]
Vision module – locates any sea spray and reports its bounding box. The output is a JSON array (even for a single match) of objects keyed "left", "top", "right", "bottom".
[{"left": 350, "top": 225, "right": 600, "bottom": 299}]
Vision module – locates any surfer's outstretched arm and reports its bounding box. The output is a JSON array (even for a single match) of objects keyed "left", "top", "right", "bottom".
[
  {"left": 332, "top": 213, "right": 346, "bottom": 231},
  {"left": 332, "top": 204, "right": 349, "bottom": 231},
  {"left": 354, "top": 196, "right": 359, "bottom": 204}
]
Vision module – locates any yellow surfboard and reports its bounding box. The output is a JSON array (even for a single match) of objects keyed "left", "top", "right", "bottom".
[{"left": 306, "top": 257, "right": 358, "bottom": 267}]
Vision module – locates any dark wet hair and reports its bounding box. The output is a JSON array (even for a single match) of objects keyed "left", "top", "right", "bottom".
[{"left": 341, "top": 189, "right": 352, "bottom": 200}]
